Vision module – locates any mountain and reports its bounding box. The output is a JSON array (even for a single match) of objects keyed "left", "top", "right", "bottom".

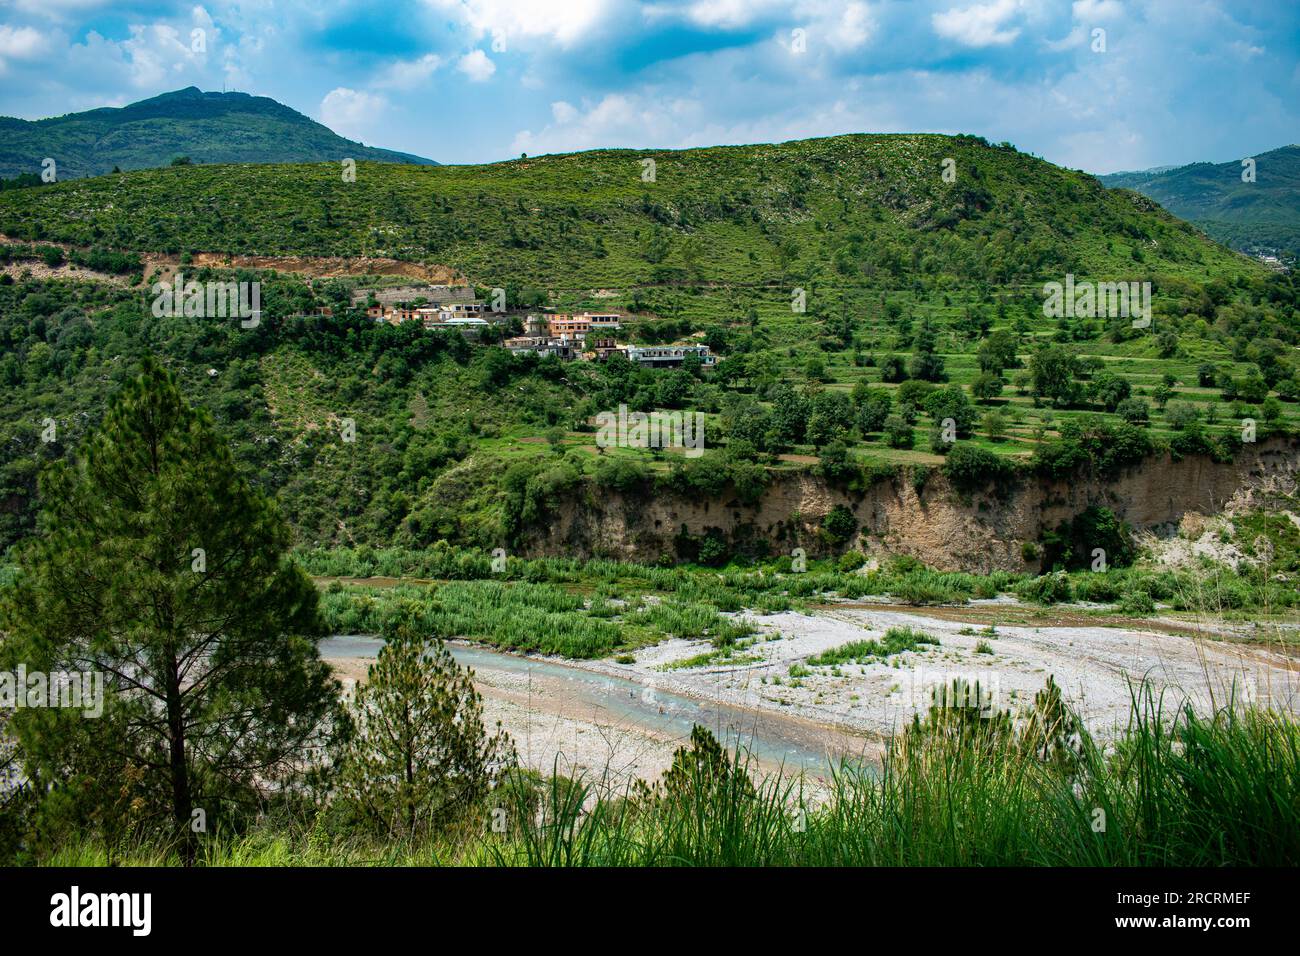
[
  {"left": 0, "top": 132, "right": 1256, "bottom": 289},
  {"left": 1100, "top": 145, "right": 1300, "bottom": 262},
  {"left": 0, "top": 87, "right": 437, "bottom": 179},
  {"left": 0, "top": 132, "right": 1295, "bottom": 556}
]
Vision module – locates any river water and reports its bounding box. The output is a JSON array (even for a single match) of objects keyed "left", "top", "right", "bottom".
[{"left": 320, "top": 636, "right": 874, "bottom": 776}]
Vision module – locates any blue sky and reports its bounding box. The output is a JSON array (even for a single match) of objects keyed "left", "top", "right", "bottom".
[{"left": 0, "top": 0, "right": 1295, "bottom": 173}]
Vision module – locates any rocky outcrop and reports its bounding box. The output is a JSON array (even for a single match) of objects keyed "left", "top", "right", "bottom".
[{"left": 520, "top": 437, "right": 1300, "bottom": 573}]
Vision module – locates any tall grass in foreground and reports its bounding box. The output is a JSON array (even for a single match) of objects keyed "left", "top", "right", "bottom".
[{"left": 49, "top": 684, "right": 1300, "bottom": 867}]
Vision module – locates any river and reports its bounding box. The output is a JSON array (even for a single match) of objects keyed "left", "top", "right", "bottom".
[{"left": 320, "top": 635, "right": 876, "bottom": 777}]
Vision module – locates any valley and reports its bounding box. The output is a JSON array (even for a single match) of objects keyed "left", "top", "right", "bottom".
[{"left": 2, "top": 126, "right": 1298, "bottom": 874}]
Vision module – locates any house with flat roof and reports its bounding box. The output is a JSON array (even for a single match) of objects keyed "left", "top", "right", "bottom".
[
  {"left": 505, "top": 335, "right": 579, "bottom": 360},
  {"left": 625, "top": 344, "right": 716, "bottom": 368},
  {"left": 526, "top": 311, "right": 625, "bottom": 342}
]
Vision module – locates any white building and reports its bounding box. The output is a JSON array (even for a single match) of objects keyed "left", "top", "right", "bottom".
[{"left": 625, "top": 344, "right": 716, "bottom": 368}]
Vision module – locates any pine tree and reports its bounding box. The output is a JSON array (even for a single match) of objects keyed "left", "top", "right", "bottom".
[
  {"left": 336, "top": 603, "right": 515, "bottom": 838},
  {"left": 1, "top": 359, "right": 338, "bottom": 862}
]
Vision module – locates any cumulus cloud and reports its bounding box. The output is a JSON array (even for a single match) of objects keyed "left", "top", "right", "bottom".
[
  {"left": 932, "top": 0, "right": 1024, "bottom": 47},
  {"left": 1072, "top": 0, "right": 1124, "bottom": 20},
  {"left": 670, "top": 0, "right": 784, "bottom": 30},
  {"left": 319, "top": 87, "right": 389, "bottom": 141},
  {"left": 427, "top": 0, "right": 612, "bottom": 48},
  {"left": 512, "top": 92, "right": 702, "bottom": 154},
  {"left": 457, "top": 49, "right": 496, "bottom": 81},
  {"left": 0, "top": 25, "right": 49, "bottom": 60},
  {"left": 6, "top": 0, "right": 114, "bottom": 20},
  {"left": 829, "top": 2, "right": 878, "bottom": 51},
  {"left": 374, "top": 53, "right": 443, "bottom": 89}
]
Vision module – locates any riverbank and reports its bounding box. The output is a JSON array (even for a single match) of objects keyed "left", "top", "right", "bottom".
[
  {"left": 323, "top": 600, "right": 1300, "bottom": 785},
  {"left": 571, "top": 603, "right": 1300, "bottom": 740},
  {"left": 326, "top": 639, "right": 881, "bottom": 788}
]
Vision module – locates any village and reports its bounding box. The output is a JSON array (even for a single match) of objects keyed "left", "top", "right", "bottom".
[{"left": 352, "top": 284, "right": 717, "bottom": 368}]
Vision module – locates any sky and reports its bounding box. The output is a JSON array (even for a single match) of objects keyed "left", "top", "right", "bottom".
[{"left": 0, "top": 0, "right": 1295, "bottom": 173}]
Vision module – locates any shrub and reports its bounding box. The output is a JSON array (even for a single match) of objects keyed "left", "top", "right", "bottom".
[
  {"left": 982, "top": 409, "right": 1008, "bottom": 441},
  {"left": 837, "top": 550, "right": 867, "bottom": 572},
  {"left": 857, "top": 389, "right": 893, "bottom": 433},
  {"left": 1042, "top": 506, "right": 1134, "bottom": 572},
  {"left": 970, "top": 371, "right": 1004, "bottom": 402},
  {"left": 1015, "top": 571, "right": 1073, "bottom": 604},
  {"left": 923, "top": 385, "right": 978, "bottom": 437},
  {"left": 1119, "top": 590, "right": 1156, "bottom": 615},
  {"left": 1165, "top": 401, "right": 1200, "bottom": 430},
  {"left": 1115, "top": 397, "right": 1150, "bottom": 425},
  {"left": 594, "top": 457, "right": 650, "bottom": 493},
  {"left": 897, "top": 379, "right": 935, "bottom": 408},
  {"left": 807, "top": 626, "right": 938, "bottom": 665},
  {"left": 820, "top": 505, "right": 857, "bottom": 545},
  {"left": 729, "top": 460, "right": 769, "bottom": 505},
  {"left": 880, "top": 354, "right": 907, "bottom": 383},
  {"left": 1089, "top": 371, "right": 1131, "bottom": 411},
  {"left": 1032, "top": 417, "right": 1155, "bottom": 480},
  {"left": 818, "top": 440, "right": 858, "bottom": 484},
  {"left": 883, "top": 414, "right": 914, "bottom": 449},
  {"left": 942, "top": 443, "right": 1017, "bottom": 494},
  {"left": 696, "top": 531, "right": 730, "bottom": 567}
]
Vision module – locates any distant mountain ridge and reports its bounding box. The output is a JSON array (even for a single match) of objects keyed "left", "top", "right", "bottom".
[
  {"left": 1100, "top": 145, "right": 1300, "bottom": 262},
  {"left": 0, "top": 87, "right": 437, "bottom": 179}
]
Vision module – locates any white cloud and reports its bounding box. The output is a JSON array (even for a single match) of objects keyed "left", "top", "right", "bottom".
[
  {"left": 1229, "top": 40, "right": 1264, "bottom": 60},
  {"left": 1044, "top": 25, "right": 1086, "bottom": 52},
  {"left": 374, "top": 53, "right": 443, "bottom": 90},
  {"left": 932, "top": 0, "right": 1024, "bottom": 47},
  {"left": 513, "top": 92, "right": 701, "bottom": 154},
  {"left": 0, "top": 25, "right": 49, "bottom": 61},
  {"left": 6, "top": 0, "right": 114, "bottom": 20},
  {"left": 427, "top": 0, "right": 611, "bottom": 48},
  {"left": 319, "top": 87, "right": 389, "bottom": 141},
  {"left": 830, "top": 2, "right": 877, "bottom": 51},
  {"left": 674, "top": 0, "right": 782, "bottom": 30},
  {"left": 1071, "top": 0, "right": 1124, "bottom": 21},
  {"left": 457, "top": 49, "right": 496, "bottom": 82},
  {"left": 119, "top": 23, "right": 205, "bottom": 88}
]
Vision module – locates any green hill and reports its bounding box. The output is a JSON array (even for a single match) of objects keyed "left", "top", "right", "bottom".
[
  {"left": 0, "top": 132, "right": 1296, "bottom": 556},
  {"left": 0, "top": 131, "right": 1255, "bottom": 285},
  {"left": 0, "top": 87, "right": 437, "bottom": 179},
  {"left": 1101, "top": 145, "right": 1300, "bottom": 262}
]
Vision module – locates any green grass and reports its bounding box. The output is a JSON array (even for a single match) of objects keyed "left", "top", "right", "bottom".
[
  {"left": 45, "top": 683, "right": 1300, "bottom": 867},
  {"left": 318, "top": 578, "right": 753, "bottom": 658},
  {"left": 806, "top": 625, "right": 939, "bottom": 666},
  {"left": 307, "top": 541, "right": 1300, "bottom": 661}
]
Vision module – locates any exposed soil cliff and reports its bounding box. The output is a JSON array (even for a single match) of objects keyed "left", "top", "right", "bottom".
[{"left": 521, "top": 437, "right": 1300, "bottom": 572}]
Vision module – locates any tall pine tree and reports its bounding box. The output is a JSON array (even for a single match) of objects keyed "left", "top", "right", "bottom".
[{"left": 1, "top": 359, "right": 339, "bottom": 861}]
